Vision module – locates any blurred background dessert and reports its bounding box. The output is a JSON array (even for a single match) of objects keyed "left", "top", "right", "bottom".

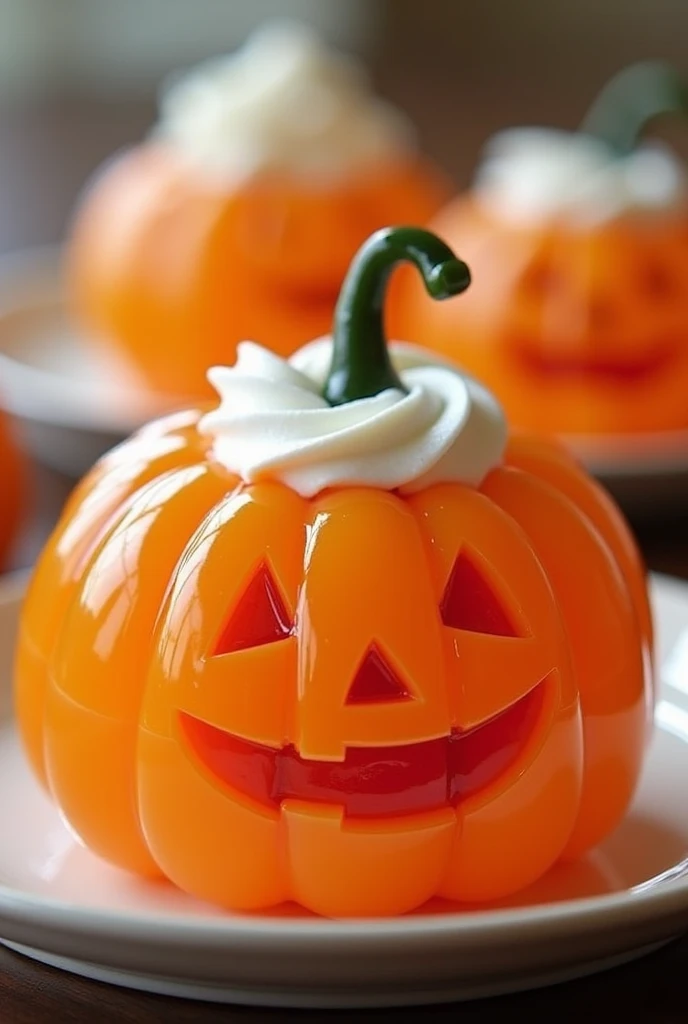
[
  {"left": 391, "top": 63, "right": 688, "bottom": 438},
  {"left": 0, "top": 0, "right": 685, "bottom": 574},
  {"left": 67, "top": 19, "right": 447, "bottom": 401}
]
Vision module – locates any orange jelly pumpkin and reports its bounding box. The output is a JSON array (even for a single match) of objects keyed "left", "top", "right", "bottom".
[
  {"left": 392, "top": 62, "right": 688, "bottom": 436},
  {"left": 0, "top": 409, "right": 26, "bottom": 568},
  {"left": 66, "top": 22, "right": 448, "bottom": 401},
  {"left": 15, "top": 227, "right": 653, "bottom": 918}
]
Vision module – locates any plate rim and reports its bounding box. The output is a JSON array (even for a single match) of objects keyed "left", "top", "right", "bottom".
[
  {"left": 0, "top": 937, "right": 677, "bottom": 1009},
  {"left": 0, "top": 571, "right": 687, "bottom": 949}
]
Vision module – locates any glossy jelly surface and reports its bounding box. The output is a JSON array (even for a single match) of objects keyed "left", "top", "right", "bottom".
[
  {"left": 14, "top": 414, "right": 651, "bottom": 916},
  {"left": 180, "top": 680, "right": 544, "bottom": 818}
]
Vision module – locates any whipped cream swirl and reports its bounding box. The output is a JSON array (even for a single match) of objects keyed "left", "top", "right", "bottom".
[
  {"left": 199, "top": 338, "right": 506, "bottom": 497},
  {"left": 474, "top": 127, "right": 686, "bottom": 227},
  {"left": 154, "top": 20, "right": 416, "bottom": 181}
]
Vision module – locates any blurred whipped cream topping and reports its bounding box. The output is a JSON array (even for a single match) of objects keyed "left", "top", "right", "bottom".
[
  {"left": 474, "top": 127, "right": 687, "bottom": 227},
  {"left": 154, "top": 20, "right": 416, "bottom": 181}
]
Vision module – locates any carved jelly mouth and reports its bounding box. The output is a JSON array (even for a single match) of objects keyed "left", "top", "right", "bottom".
[
  {"left": 514, "top": 343, "right": 675, "bottom": 383},
  {"left": 180, "top": 681, "right": 545, "bottom": 819}
]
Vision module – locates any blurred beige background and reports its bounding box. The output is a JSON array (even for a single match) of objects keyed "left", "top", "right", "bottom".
[
  {"left": 1, "top": 0, "right": 687, "bottom": 249},
  {"left": 377, "top": 0, "right": 688, "bottom": 182},
  {"left": 0, "top": 0, "right": 370, "bottom": 94},
  {"left": 0, "top": 0, "right": 687, "bottom": 574}
]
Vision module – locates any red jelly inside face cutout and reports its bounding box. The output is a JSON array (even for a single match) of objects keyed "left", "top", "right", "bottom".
[
  {"left": 345, "top": 645, "right": 412, "bottom": 705},
  {"left": 440, "top": 550, "right": 522, "bottom": 637},
  {"left": 213, "top": 562, "right": 292, "bottom": 654},
  {"left": 181, "top": 683, "right": 543, "bottom": 818}
]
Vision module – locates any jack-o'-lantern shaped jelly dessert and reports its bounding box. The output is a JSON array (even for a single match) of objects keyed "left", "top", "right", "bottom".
[
  {"left": 66, "top": 21, "right": 448, "bottom": 401},
  {"left": 393, "top": 62, "right": 688, "bottom": 437},
  {"left": 15, "top": 227, "right": 653, "bottom": 917}
]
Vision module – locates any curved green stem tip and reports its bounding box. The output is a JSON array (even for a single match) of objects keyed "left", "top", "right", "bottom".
[
  {"left": 323, "top": 226, "right": 471, "bottom": 407},
  {"left": 580, "top": 60, "right": 688, "bottom": 156}
]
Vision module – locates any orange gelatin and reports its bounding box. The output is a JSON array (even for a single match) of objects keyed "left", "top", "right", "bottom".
[
  {"left": 13, "top": 415, "right": 652, "bottom": 916},
  {"left": 15, "top": 226, "right": 653, "bottom": 918}
]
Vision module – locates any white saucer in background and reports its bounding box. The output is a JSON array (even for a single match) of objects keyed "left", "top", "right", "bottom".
[
  {"left": 0, "top": 571, "right": 687, "bottom": 1007},
  {"left": 0, "top": 246, "right": 686, "bottom": 513},
  {"left": 0, "top": 248, "right": 185, "bottom": 476}
]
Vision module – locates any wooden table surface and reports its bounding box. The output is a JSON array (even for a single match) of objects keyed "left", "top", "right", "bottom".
[{"left": 1, "top": 68, "right": 688, "bottom": 1020}]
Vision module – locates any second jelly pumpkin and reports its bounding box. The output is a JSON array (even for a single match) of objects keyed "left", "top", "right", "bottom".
[
  {"left": 66, "top": 24, "right": 448, "bottom": 401},
  {"left": 392, "top": 62, "right": 688, "bottom": 436}
]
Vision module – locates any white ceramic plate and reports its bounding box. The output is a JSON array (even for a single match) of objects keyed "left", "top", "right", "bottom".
[
  {"left": 0, "top": 247, "right": 687, "bottom": 506},
  {"left": 0, "top": 572, "right": 687, "bottom": 1008}
]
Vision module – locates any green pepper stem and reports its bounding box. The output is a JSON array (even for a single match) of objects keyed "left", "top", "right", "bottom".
[
  {"left": 323, "top": 227, "right": 470, "bottom": 407},
  {"left": 579, "top": 61, "right": 688, "bottom": 155}
]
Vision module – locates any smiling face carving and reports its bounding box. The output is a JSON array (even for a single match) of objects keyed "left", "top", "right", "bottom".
[
  {"left": 137, "top": 479, "right": 583, "bottom": 915},
  {"left": 504, "top": 227, "right": 686, "bottom": 388},
  {"left": 15, "top": 414, "right": 650, "bottom": 918},
  {"left": 179, "top": 551, "right": 546, "bottom": 818}
]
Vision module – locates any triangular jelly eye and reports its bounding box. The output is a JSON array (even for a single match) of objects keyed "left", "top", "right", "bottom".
[
  {"left": 346, "top": 645, "right": 412, "bottom": 705},
  {"left": 213, "top": 561, "right": 292, "bottom": 655},
  {"left": 440, "top": 550, "right": 521, "bottom": 637}
]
